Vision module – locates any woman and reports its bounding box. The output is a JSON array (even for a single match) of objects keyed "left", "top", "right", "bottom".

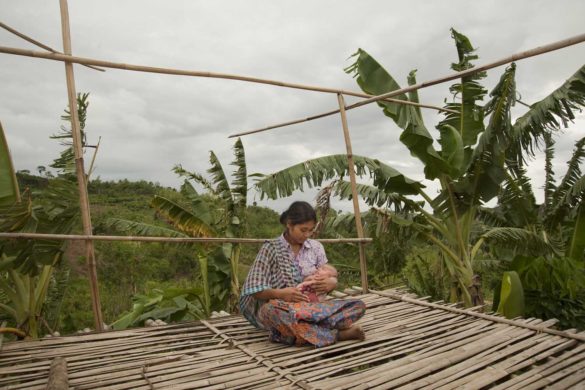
[{"left": 239, "top": 201, "right": 366, "bottom": 347}]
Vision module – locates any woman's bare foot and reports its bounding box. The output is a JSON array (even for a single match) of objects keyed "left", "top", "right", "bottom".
[{"left": 338, "top": 324, "right": 365, "bottom": 342}]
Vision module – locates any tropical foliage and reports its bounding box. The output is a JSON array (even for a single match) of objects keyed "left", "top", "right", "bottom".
[
  {"left": 252, "top": 29, "right": 585, "bottom": 308},
  {"left": 0, "top": 94, "right": 90, "bottom": 338},
  {"left": 484, "top": 134, "right": 585, "bottom": 326},
  {"left": 108, "top": 138, "right": 249, "bottom": 319}
]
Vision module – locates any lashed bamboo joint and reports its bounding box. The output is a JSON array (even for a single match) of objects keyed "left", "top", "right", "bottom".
[{"left": 1, "top": 289, "right": 583, "bottom": 389}]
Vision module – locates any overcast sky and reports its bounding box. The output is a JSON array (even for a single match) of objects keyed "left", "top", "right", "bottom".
[{"left": 1, "top": 1, "right": 584, "bottom": 214}]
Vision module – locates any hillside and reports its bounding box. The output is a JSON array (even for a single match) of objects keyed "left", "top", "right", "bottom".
[{"left": 16, "top": 173, "right": 286, "bottom": 333}]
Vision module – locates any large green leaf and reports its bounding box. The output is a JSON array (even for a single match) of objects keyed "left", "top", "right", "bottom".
[
  {"left": 208, "top": 152, "right": 233, "bottom": 212},
  {"left": 496, "top": 169, "right": 537, "bottom": 227},
  {"left": 106, "top": 218, "right": 190, "bottom": 238},
  {"left": 180, "top": 180, "right": 214, "bottom": 226},
  {"left": 334, "top": 180, "right": 422, "bottom": 212},
  {"left": 511, "top": 64, "right": 585, "bottom": 161},
  {"left": 438, "top": 124, "right": 465, "bottom": 176},
  {"left": 173, "top": 164, "right": 217, "bottom": 196},
  {"left": 455, "top": 64, "right": 517, "bottom": 204},
  {"left": 481, "top": 64, "right": 516, "bottom": 156},
  {"left": 0, "top": 121, "right": 20, "bottom": 206},
  {"left": 436, "top": 28, "right": 487, "bottom": 149},
  {"left": 50, "top": 93, "right": 90, "bottom": 177},
  {"left": 0, "top": 192, "right": 36, "bottom": 233},
  {"left": 496, "top": 271, "right": 525, "bottom": 319},
  {"left": 151, "top": 196, "right": 217, "bottom": 237},
  {"left": 546, "top": 174, "right": 585, "bottom": 228},
  {"left": 478, "top": 227, "right": 559, "bottom": 257},
  {"left": 252, "top": 154, "right": 423, "bottom": 200},
  {"left": 0, "top": 180, "right": 78, "bottom": 276},
  {"left": 543, "top": 132, "right": 556, "bottom": 211},
  {"left": 345, "top": 49, "right": 448, "bottom": 179},
  {"left": 551, "top": 137, "right": 585, "bottom": 207},
  {"left": 567, "top": 205, "right": 585, "bottom": 261}
]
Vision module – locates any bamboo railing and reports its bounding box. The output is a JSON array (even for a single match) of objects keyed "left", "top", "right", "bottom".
[{"left": 0, "top": 232, "right": 372, "bottom": 245}]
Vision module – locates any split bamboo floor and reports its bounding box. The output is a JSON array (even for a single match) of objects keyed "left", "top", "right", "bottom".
[{"left": 1, "top": 288, "right": 584, "bottom": 389}]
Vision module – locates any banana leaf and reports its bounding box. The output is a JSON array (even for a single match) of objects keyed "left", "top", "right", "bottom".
[
  {"left": 252, "top": 154, "right": 423, "bottom": 200},
  {"left": 0, "top": 122, "right": 20, "bottom": 206},
  {"left": 345, "top": 49, "right": 448, "bottom": 179},
  {"left": 496, "top": 271, "right": 525, "bottom": 318},
  {"left": 568, "top": 205, "right": 585, "bottom": 260}
]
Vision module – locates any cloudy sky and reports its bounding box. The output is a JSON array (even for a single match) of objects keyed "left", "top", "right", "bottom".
[{"left": 1, "top": 1, "right": 584, "bottom": 213}]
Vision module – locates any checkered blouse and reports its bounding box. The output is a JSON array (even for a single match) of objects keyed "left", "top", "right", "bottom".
[{"left": 239, "top": 235, "right": 328, "bottom": 328}]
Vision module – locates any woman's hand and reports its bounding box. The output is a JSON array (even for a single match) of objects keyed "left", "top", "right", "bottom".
[
  {"left": 278, "top": 287, "right": 310, "bottom": 302},
  {"left": 311, "top": 276, "right": 337, "bottom": 294}
]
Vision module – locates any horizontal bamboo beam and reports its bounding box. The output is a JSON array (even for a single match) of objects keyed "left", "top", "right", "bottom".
[
  {"left": 229, "top": 32, "right": 585, "bottom": 138},
  {"left": 0, "top": 21, "right": 105, "bottom": 72},
  {"left": 371, "top": 289, "right": 585, "bottom": 342},
  {"left": 0, "top": 232, "right": 372, "bottom": 244},
  {"left": 0, "top": 45, "right": 450, "bottom": 114}
]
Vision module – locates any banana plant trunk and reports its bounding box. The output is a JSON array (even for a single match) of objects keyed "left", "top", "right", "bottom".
[{"left": 229, "top": 243, "right": 241, "bottom": 312}]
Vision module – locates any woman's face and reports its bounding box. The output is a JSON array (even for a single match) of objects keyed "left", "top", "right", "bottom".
[{"left": 286, "top": 220, "right": 316, "bottom": 245}]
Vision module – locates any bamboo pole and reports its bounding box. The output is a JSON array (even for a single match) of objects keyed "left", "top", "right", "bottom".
[
  {"left": 337, "top": 93, "right": 368, "bottom": 292},
  {"left": 58, "top": 0, "right": 103, "bottom": 332},
  {"left": 0, "top": 232, "right": 372, "bottom": 244},
  {"left": 371, "top": 289, "right": 585, "bottom": 342},
  {"left": 229, "top": 32, "right": 585, "bottom": 138},
  {"left": 87, "top": 136, "right": 101, "bottom": 180},
  {"left": 45, "top": 357, "right": 68, "bottom": 390},
  {"left": 0, "top": 45, "right": 454, "bottom": 115},
  {"left": 0, "top": 21, "right": 104, "bottom": 72}
]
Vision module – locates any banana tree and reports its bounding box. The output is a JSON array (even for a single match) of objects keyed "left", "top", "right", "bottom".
[
  {"left": 476, "top": 135, "right": 585, "bottom": 260},
  {"left": 0, "top": 94, "right": 94, "bottom": 338},
  {"left": 109, "top": 138, "right": 248, "bottom": 312},
  {"left": 253, "top": 29, "right": 585, "bottom": 306},
  {"left": 477, "top": 134, "right": 585, "bottom": 324},
  {"left": 0, "top": 109, "right": 84, "bottom": 337}
]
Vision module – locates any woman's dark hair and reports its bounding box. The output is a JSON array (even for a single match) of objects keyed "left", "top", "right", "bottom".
[{"left": 280, "top": 201, "right": 317, "bottom": 226}]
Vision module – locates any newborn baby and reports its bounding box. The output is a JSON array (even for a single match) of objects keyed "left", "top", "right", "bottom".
[{"left": 297, "top": 264, "right": 338, "bottom": 302}]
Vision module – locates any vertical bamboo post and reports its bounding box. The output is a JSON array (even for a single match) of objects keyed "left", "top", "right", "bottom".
[
  {"left": 59, "top": 0, "right": 104, "bottom": 331},
  {"left": 337, "top": 93, "right": 368, "bottom": 292}
]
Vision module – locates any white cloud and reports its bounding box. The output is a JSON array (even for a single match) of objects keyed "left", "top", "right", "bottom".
[{"left": 1, "top": 0, "right": 584, "bottom": 213}]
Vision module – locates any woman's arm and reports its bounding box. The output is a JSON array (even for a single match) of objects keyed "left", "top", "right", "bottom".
[
  {"left": 311, "top": 276, "right": 338, "bottom": 294},
  {"left": 254, "top": 287, "right": 309, "bottom": 302}
]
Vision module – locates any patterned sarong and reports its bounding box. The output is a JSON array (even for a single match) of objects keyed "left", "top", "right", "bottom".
[
  {"left": 239, "top": 238, "right": 366, "bottom": 346},
  {"left": 258, "top": 299, "right": 366, "bottom": 347}
]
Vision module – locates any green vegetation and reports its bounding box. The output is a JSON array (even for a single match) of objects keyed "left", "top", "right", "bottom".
[{"left": 251, "top": 29, "right": 585, "bottom": 318}]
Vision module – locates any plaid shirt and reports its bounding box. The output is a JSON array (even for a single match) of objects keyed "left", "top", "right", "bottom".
[
  {"left": 239, "top": 235, "right": 328, "bottom": 328},
  {"left": 278, "top": 235, "right": 328, "bottom": 279}
]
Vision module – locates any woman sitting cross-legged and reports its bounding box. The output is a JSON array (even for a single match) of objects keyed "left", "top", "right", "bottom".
[{"left": 239, "top": 201, "right": 366, "bottom": 347}]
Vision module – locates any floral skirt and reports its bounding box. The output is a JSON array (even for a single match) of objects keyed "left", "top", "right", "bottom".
[{"left": 257, "top": 299, "right": 366, "bottom": 347}]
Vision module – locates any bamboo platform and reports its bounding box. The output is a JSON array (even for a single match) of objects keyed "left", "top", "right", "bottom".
[{"left": 1, "top": 288, "right": 584, "bottom": 389}]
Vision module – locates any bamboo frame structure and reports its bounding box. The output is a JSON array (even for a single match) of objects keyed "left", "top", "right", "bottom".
[
  {"left": 337, "top": 93, "right": 368, "bottom": 292},
  {"left": 58, "top": 0, "right": 103, "bottom": 331},
  {"left": 1, "top": 3, "right": 584, "bottom": 335}
]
